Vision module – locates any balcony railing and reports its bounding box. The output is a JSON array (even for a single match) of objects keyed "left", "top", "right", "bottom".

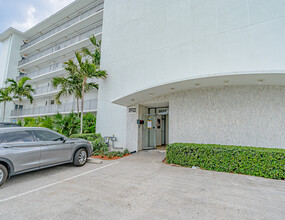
[
  {"left": 16, "top": 62, "right": 64, "bottom": 81},
  {"left": 21, "top": 2, "right": 104, "bottom": 50},
  {"left": 11, "top": 99, "right": 97, "bottom": 117},
  {"left": 34, "top": 85, "right": 58, "bottom": 96},
  {"left": 18, "top": 25, "right": 102, "bottom": 67}
]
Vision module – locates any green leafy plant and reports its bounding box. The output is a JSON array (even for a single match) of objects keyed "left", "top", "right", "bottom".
[
  {"left": 5, "top": 77, "right": 34, "bottom": 121},
  {"left": 0, "top": 87, "right": 13, "bottom": 122},
  {"left": 19, "top": 113, "right": 96, "bottom": 136},
  {"left": 166, "top": 143, "right": 285, "bottom": 180},
  {"left": 123, "top": 149, "right": 130, "bottom": 155}
]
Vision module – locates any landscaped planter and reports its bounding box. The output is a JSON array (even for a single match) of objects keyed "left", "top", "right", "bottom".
[{"left": 166, "top": 143, "right": 285, "bottom": 180}]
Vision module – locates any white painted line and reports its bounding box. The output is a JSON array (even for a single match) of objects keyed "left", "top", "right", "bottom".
[{"left": 0, "top": 162, "right": 119, "bottom": 204}]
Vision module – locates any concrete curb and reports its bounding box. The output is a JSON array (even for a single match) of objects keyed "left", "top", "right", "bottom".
[{"left": 87, "top": 158, "right": 103, "bottom": 164}]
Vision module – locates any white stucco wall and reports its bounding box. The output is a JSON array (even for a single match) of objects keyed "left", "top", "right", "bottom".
[
  {"left": 138, "top": 86, "right": 285, "bottom": 149},
  {"left": 98, "top": 0, "right": 285, "bottom": 149},
  {"left": 0, "top": 33, "right": 23, "bottom": 121}
]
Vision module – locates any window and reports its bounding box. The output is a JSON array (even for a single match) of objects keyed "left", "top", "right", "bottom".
[
  {"left": 51, "top": 100, "right": 55, "bottom": 105},
  {"left": 4, "top": 124, "right": 20, "bottom": 127},
  {"left": 5, "top": 131, "right": 34, "bottom": 143},
  {"left": 34, "top": 130, "right": 63, "bottom": 141},
  {"left": 0, "top": 133, "right": 4, "bottom": 143},
  {"left": 15, "top": 105, "right": 23, "bottom": 110}
]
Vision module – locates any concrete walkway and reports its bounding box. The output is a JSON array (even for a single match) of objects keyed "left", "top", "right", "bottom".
[{"left": 0, "top": 150, "right": 284, "bottom": 219}]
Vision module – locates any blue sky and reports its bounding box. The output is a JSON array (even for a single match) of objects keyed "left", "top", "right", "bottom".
[{"left": 0, "top": 0, "right": 75, "bottom": 51}]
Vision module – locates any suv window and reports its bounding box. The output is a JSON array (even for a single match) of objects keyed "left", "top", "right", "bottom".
[
  {"left": 0, "top": 133, "right": 4, "bottom": 143},
  {"left": 4, "top": 124, "right": 20, "bottom": 127},
  {"left": 34, "top": 130, "right": 63, "bottom": 141},
  {"left": 5, "top": 131, "right": 34, "bottom": 143}
]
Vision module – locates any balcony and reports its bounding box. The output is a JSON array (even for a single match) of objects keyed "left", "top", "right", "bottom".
[
  {"left": 17, "top": 62, "right": 64, "bottom": 82},
  {"left": 18, "top": 26, "right": 102, "bottom": 68},
  {"left": 34, "top": 85, "right": 59, "bottom": 97},
  {"left": 20, "top": 2, "right": 104, "bottom": 51},
  {"left": 11, "top": 99, "right": 97, "bottom": 118}
]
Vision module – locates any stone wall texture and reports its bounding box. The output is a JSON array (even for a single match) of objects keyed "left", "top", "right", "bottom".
[{"left": 140, "top": 86, "right": 285, "bottom": 149}]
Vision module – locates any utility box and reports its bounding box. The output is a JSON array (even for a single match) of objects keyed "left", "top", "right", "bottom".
[{"left": 137, "top": 119, "right": 144, "bottom": 125}]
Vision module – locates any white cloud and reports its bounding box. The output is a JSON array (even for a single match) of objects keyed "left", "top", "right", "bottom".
[
  {"left": 11, "top": 0, "right": 75, "bottom": 32},
  {"left": 11, "top": 6, "right": 38, "bottom": 32},
  {"left": 47, "top": 0, "right": 75, "bottom": 11}
]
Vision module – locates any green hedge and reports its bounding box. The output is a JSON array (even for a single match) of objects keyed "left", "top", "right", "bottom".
[
  {"left": 69, "top": 133, "right": 101, "bottom": 141},
  {"left": 166, "top": 143, "right": 285, "bottom": 180}
]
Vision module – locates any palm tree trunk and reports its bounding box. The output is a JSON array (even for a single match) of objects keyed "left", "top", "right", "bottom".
[
  {"left": 3, "top": 101, "right": 6, "bottom": 122},
  {"left": 17, "top": 101, "right": 20, "bottom": 122},
  {"left": 76, "top": 96, "right": 79, "bottom": 117},
  {"left": 80, "top": 78, "right": 87, "bottom": 134}
]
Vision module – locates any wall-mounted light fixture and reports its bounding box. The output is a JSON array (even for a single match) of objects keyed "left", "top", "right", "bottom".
[{"left": 258, "top": 80, "right": 264, "bottom": 85}]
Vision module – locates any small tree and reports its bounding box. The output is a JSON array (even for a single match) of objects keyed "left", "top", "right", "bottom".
[
  {"left": 52, "top": 60, "right": 98, "bottom": 117},
  {"left": 75, "top": 51, "right": 107, "bottom": 134},
  {"left": 6, "top": 77, "right": 34, "bottom": 121},
  {"left": 0, "top": 87, "right": 13, "bottom": 122}
]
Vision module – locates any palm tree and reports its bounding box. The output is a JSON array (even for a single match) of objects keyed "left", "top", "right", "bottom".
[
  {"left": 5, "top": 77, "right": 35, "bottom": 121},
  {"left": 82, "top": 34, "right": 101, "bottom": 66},
  {"left": 77, "top": 35, "right": 107, "bottom": 134},
  {"left": 52, "top": 60, "right": 98, "bottom": 117},
  {"left": 75, "top": 51, "right": 107, "bottom": 134},
  {"left": 0, "top": 87, "right": 13, "bottom": 122}
]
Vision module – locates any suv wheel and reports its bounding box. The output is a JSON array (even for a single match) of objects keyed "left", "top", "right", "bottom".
[
  {"left": 0, "top": 164, "right": 8, "bottom": 187},
  {"left": 73, "top": 148, "right": 88, "bottom": 166}
]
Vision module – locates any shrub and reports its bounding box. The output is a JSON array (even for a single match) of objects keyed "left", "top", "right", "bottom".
[
  {"left": 106, "top": 152, "right": 113, "bottom": 158},
  {"left": 123, "top": 149, "right": 130, "bottom": 155},
  {"left": 19, "top": 113, "right": 96, "bottom": 136},
  {"left": 70, "top": 133, "right": 101, "bottom": 141},
  {"left": 166, "top": 143, "right": 285, "bottom": 180}
]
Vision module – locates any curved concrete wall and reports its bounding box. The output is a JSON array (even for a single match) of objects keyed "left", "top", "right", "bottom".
[
  {"left": 139, "top": 86, "right": 285, "bottom": 149},
  {"left": 97, "top": 0, "right": 285, "bottom": 149}
]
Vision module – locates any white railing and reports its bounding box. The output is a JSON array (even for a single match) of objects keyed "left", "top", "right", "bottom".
[
  {"left": 20, "top": 3, "right": 104, "bottom": 50},
  {"left": 34, "top": 85, "right": 58, "bottom": 95},
  {"left": 11, "top": 99, "right": 97, "bottom": 117},
  {"left": 16, "top": 62, "right": 64, "bottom": 81},
  {"left": 18, "top": 25, "right": 102, "bottom": 66}
]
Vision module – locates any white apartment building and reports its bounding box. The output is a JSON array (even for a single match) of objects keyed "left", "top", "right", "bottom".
[
  {"left": 96, "top": 0, "right": 285, "bottom": 151},
  {"left": 1, "top": 0, "right": 285, "bottom": 151},
  {"left": 0, "top": 0, "right": 104, "bottom": 121}
]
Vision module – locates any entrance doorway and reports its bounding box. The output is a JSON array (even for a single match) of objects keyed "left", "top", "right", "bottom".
[{"left": 142, "top": 107, "right": 169, "bottom": 150}]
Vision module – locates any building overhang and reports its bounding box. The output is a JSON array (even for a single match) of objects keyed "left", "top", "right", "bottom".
[
  {"left": 111, "top": 71, "right": 285, "bottom": 107},
  {"left": 0, "top": 0, "right": 104, "bottom": 41},
  {"left": 0, "top": 27, "right": 24, "bottom": 42}
]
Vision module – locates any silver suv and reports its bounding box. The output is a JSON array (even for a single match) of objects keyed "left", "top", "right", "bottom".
[{"left": 0, "top": 127, "right": 93, "bottom": 186}]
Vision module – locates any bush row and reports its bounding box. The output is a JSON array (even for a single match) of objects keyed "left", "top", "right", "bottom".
[
  {"left": 18, "top": 112, "right": 96, "bottom": 136},
  {"left": 71, "top": 133, "right": 130, "bottom": 157},
  {"left": 166, "top": 143, "right": 285, "bottom": 180},
  {"left": 69, "top": 133, "right": 101, "bottom": 141}
]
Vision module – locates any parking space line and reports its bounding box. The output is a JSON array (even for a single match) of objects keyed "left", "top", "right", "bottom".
[{"left": 0, "top": 162, "right": 119, "bottom": 204}]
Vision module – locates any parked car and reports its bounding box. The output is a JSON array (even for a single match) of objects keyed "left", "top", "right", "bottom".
[
  {"left": 0, "top": 127, "right": 93, "bottom": 186},
  {"left": 0, "top": 122, "right": 21, "bottom": 128}
]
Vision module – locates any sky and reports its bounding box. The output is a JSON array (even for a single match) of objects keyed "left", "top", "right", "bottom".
[{"left": 0, "top": 0, "right": 75, "bottom": 51}]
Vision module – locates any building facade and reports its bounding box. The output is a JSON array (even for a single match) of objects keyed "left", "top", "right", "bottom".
[
  {"left": 1, "top": 0, "right": 285, "bottom": 150},
  {"left": 97, "top": 0, "right": 285, "bottom": 151},
  {"left": 0, "top": 0, "right": 104, "bottom": 121}
]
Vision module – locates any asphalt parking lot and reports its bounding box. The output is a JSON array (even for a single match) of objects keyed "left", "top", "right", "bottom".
[{"left": 0, "top": 150, "right": 284, "bottom": 220}]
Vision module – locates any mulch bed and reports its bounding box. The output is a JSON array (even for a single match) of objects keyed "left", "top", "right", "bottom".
[
  {"left": 91, "top": 154, "right": 131, "bottom": 160},
  {"left": 162, "top": 158, "right": 182, "bottom": 167}
]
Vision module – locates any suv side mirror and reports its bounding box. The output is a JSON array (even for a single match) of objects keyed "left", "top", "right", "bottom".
[{"left": 61, "top": 137, "right": 67, "bottom": 143}]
